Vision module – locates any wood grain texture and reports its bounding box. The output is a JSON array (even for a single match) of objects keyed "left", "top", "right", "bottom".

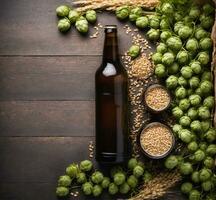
[
  {"left": 0, "top": 0, "right": 152, "bottom": 56},
  {"left": 0, "top": 56, "right": 99, "bottom": 101},
  {"left": 0, "top": 137, "right": 93, "bottom": 200},
  {"left": 0, "top": 137, "right": 185, "bottom": 200},
  {"left": 0, "top": 101, "right": 94, "bottom": 137}
]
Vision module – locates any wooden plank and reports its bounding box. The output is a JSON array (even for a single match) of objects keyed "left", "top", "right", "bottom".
[
  {"left": 0, "top": 56, "right": 99, "bottom": 101},
  {"left": 0, "top": 101, "right": 94, "bottom": 137},
  {"left": 0, "top": 137, "right": 93, "bottom": 182},
  {"left": 0, "top": 137, "right": 185, "bottom": 200},
  {"left": 0, "top": 0, "right": 151, "bottom": 56}
]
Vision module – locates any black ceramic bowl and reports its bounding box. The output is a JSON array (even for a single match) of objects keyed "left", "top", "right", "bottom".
[
  {"left": 137, "top": 122, "right": 175, "bottom": 159},
  {"left": 143, "top": 84, "right": 171, "bottom": 114}
]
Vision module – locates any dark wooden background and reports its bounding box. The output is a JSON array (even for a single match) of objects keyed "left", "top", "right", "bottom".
[{"left": 0, "top": 0, "right": 186, "bottom": 199}]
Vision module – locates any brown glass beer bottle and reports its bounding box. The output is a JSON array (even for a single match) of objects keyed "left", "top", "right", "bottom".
[{"left": 95, "top": 25, "right": 130, "bottom": 163}]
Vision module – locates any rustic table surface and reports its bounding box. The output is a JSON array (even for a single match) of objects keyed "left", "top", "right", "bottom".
[{"left": 0, "top": 0, "right": 186, "bottom": 199}]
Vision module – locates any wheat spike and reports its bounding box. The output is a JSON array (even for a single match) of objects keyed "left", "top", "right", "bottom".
[
  {"left": 73, "top": 0, "right": 159, "bottom": 12},
  {"left": 130, "top": 170, "right": 182, "bottom": 200}
]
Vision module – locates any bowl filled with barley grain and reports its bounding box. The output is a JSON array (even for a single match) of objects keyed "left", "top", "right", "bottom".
[
  {"left": 138, "top": 122, "right": 175, "bottom": 159},
  {"left": 144, "top": 84, "right": 171, "bottom": 113}
]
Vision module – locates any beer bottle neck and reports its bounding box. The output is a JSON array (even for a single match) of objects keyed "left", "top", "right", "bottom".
[{"left": 103, "top": 27, "right": 119, "bottom": 63}]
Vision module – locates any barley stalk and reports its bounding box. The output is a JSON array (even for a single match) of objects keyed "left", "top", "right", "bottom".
[
  {"left": 130, "top": 170, "right": 181, "bottom": 200},
  {"left": 73, "top": 0, "right": 159, "bottom": 12}
]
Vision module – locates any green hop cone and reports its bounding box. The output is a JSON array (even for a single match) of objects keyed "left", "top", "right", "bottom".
[
  {"left": 128, "top": 45, "right": 140, "bottom": 59},
  {"left": 92, "top": 185, "right": 103, "bottom": 197},
  {"left": 114, "top": 172, "right": 126, "bottom": 185},
  {"left": 91, "top": 171, "right": 104, "bottom": 184},
  {"left": 199, "top": 168, "right": 212, "bottom": 182},
  {"left": 147, "top": 29, "right": 160, "bottom": 41},
  {"left": 178, "top": 26, "right": 193, "bottom": 40},
  {"left": 197, "top": 52, "right": 210, "bottom": 66},
  {"left": 201, "top": 71, "right": 212, "bottom": 81},
  {"left": 178, "top": 76, "right": 188, "bottom": 87},
  {"left": 179, "top": 116, "right": 191, "bottom": 127},
  {"left": 179, "top": 129, "right": 192, "bottom": 143},
  {"left": 166, "top": 36, "right": 182, "bottom": 51},
  {"left": 200, "top": 15, "right": 214, "bottom": 30},
  {"left": 204, "top": 157, "right": 215, "bottom": 169},
  {"left": 176, "top": 51, "right": 189, "bottom": 65},
  {"left": 202, "top": 180, "right": 214, "bottom": 192},
  {"left": 189, "top": 190, "right": 201, "bottom": 200},
  {"left": 86, "top": 10, "right": 97, "bottom": 23},
  {"left": 194, "top": 149, "right": 205, "bottom": 162},
  {"left": 191, "top": 171, "right": 200, "bottom": 183},
  {"left": 200, "top": 38, "right": 212, "bottom": 50},
  {"left": 198, "top": 106, "right": 210, "bottom": 120},
  {"left": 206, "top": 144, "right": 216, "bottom": 156},
  {"left": 189, "top": 94, "right": 201, "bottom": 107},
  {"left": 160, "top": 31, "right": 172, "bottom": 42},
  {"left": 129, "top": 7, "right": 143, "bottom": 22},
  {"left": 189, "top": 77, "right": 200, "bottom": 89},
  {"left": 108, "top": 183, "right": 118, "bottom": 195},
  {"left": 195, "top": 27, "right": 208, "bottom": 40},
  {"left": 152, "top": 52, "right": 162, "bottom": 64},
  {"left": 181, "top": 182, "right": 193, "bottom": 194},
  {"left": 190, "top": 121, "right": 201, "bottom": 133},
  {"left": 66, "top": 163, "right": 79, "bottom": 178},
  {"left": 75, "top": 17, "right": 89, "bottom": 33},
  {"left": 172, "top": 124, "right": 183, "bottom": 135},
  {"left": 179, "top": 98, "right": 190, "bottom": 111},
  {"left": 80, "top": 160, "right": 93, "bottom": 172},
  {"left": 190, "top": 61, "right": 202, "bottom": 75},
  {"left": 162, "top": 52, "right": 175, "bottom": 66},
  {"left": 204, "top": 128, "right": 216, "bottom": 143},
  {"left": 133, "top": 165, "right": 144, "bottom": 178},
  {"left": 82, "top": 182, "right": 93, "bottom": 195},
  {"left": 68, "top": 10, "right": 79, "bottom": 23},
  {"left": 175, "top": 87, "right": 187, "bottom": 99},
  {"left": 179, "top": 162, "right": 193, "bottom": 175},
  {"left": 181, "top": 66, "right": 193, "bottom": 79},
  {"left": 101, "top": 177, "right": 110, "bottom": 189},
  {"left": 58, "top": 175, "right": 72, "bottom": 187},
  {"left": 200, "top": 80, "right": 213, "bottom": 95},
  {"left": 77, "top": 172, "right": 87, "bottom": 184},
  {"left": 119, "top": 182, "right": 130, "bottom": 194},
  {"left": 203, "top": 3, "right": 215, "bottom": 15},
  {"left": 56, "top": 5, "right": 70, "bottom": 17},
  {"left": 116, "top": 6, "right": 130, "bottom": 20},
  {"left": 127, "top": 158, "right": 138, "bottom": 170},
  {"left": 165, "top": 155, "right": 178, "bottom": 169},
  {"left": 136, "top": 16, "right": 149, "bottom": 29},
  {"left": 127, "top": 175, "right": 138, "bottom": 188},
  {"left": 56, "top": 186, "right": 69, "bottom": 197},
  {"left": 155, "top": 64, "right": 166, "bottom": 78},
  {"left": 166, "top": 75, "right": 178, "bottom": 89},
  {"left": 188, "top": 141, "right": 199, "bottom": 152},
  {"left": 203, "top": 96, "right": 215, "bottom": 109},
  {"left": 149, "top": 15, "right": 160, "bottom": 29},
  {"left": 189, "top": 5, "right": 201, "bottom": 19},
  {"left": 156, "top": 43, "right": 167, "bottom": 54},
  {"left": 58, "top": 18, "right": 71, "bottom": 32},
  {"left": 161, "top": 3, "right": 174, "bottom": 15}
]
